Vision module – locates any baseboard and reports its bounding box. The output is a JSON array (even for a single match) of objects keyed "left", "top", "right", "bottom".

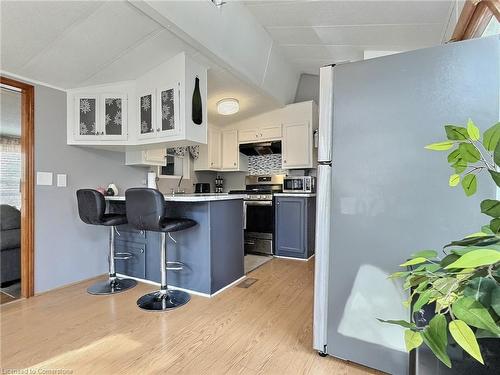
[
  {"left": 116, "top": 273, "right": 246, "bottom": 298},
  {"left": 274, "top": 254, "right": 315, "bottom": 262}
]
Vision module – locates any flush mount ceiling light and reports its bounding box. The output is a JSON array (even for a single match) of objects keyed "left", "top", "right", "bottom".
[{"left": 217, "top": 98, "right": 239, "bottom": 115}]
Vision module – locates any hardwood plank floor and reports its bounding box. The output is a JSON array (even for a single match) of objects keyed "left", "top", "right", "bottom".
[{"left": 1, "top": 258, "right": 382, "bottom": 375}]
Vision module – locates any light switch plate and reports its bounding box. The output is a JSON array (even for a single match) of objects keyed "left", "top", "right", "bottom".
[
  {"left": 36, "top": 172, "right": 53, "bottom": 186},
  {"left": 57, "top": 174, "right": 67, "bottom": 187}
]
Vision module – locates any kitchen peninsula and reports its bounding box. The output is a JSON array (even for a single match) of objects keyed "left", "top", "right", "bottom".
[{"left": 106, "top": 193, "right": 245, "bottom": 297}]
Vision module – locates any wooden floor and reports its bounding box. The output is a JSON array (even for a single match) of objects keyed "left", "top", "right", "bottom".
[{"left": 1, "top": 259, "right": 381, "bottom": 375}]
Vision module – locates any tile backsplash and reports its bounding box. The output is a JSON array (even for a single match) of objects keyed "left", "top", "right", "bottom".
[{"left": 248, "top": 154, "right": 286, "bottom": 175}]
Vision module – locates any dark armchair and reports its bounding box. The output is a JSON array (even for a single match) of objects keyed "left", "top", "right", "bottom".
[{"left": 0, "top": 205, "right": 21, "bottom": 285}]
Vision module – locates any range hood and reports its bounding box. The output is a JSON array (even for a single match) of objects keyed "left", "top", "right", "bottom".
[{"left": 239, "top": 141, "right": 282, "bottom": 156}]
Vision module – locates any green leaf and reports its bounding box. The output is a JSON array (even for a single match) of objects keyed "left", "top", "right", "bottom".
[
  {"left": 490, "top": 219, "right": 500, "bottom": 234},
  {"left": 411, "top": 250, "right": 438, "bottom": 259},
  {"left": 413, "top": 290, "right": 432, "bottom": 312},
  {"left": 447, "top": 149, "right": 461, "bottom": 163},
  {"left": 377, "top": 319, "right": 416, "bottom": 329},
  {"left": 449, "top": 174, "right": 460, "bottom": 187},
  {"left": 465, "top": 231, "right": 490, "bottom": 238},
  {"left": 405, "top": 329, "right": 423, "bottom": 352},
  {"left": 461, "top": 174, "right": 477, "bottom": 196},
  {"left": 441, "top": 254, "right": 460, "bottom": 268},
  {"left": 481, "top": 225, "right": 494, "bottom": 234},
  {"left": 425, "top": 141, "right": 455, "bottom": 151},
  {"left": 400, "top": 257, "right": 428, "bottom": 267},
  {"left": 482, "top": 122, "right": 500, "bottom": 151},
  {"left": 476, "top": 328, "right": 500, "bottom": 339},
  {"left": 448, "top": 320, "right": 484, "bottom": 364},
  {"left": 445, "top": 125, "right": 468, "bottom": 141},
  {"left": 422, "top": 314, "right": 451, "bottom": 368},
  {"left": 458, "top": 143, "right": 480, "bottom": 163},
  {"left": 433, "top": 278, "right": 458, "bottom": 296},
  {"left": 388, "top": 271, "right": 411, "bottom": 279},
  {"left": 466, "top": 119, "right": 480, "bottom": 141},
  {"left": 444, "top": 235, "right": 497, "bottom": 248},
  {"left": 463, "top": 277, "right": 497, "bottom": 307},
  {"left": 491, "top": 285, "right": 500, "bottom": 316},
  {"left": 452, "top": 159, "right": 467, "bottom": 173},
  {"left": 445, "top": 249, "right": 500, "bottom": 269},
  {"left": 452, "top": 296, "right": 500, "bottom": 334},
  {"left": 480, "top": 199, "right": 500, "bottom": 218},
  {"left": 488, "top": 169, "right": 500, "bottom": 188},
  {"left": 495, "top": 141, "right": 500, "bottom": 168}
]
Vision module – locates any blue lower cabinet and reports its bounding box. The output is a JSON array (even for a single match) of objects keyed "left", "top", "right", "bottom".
[
  {"left": 114, "top": 241, "right": 146, "bottom": 279},
  {"left": 115, "top": 225, "right": 147, "bottom": 243},
  {"left": 275, "top": 196, "right": 316, "bottom": 259}
]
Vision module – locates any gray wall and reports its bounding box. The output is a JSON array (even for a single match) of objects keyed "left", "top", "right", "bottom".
[
  {"left": 294, "top": 73, "right": 319, "bottom": 104},
  {"left": 34, "top": 84, "right": 146, "bottom": 293}
]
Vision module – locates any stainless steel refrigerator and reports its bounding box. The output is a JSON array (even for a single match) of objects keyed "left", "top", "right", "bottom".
[{"left": 313, "top": 35, "right": 500, "bottom": 375}]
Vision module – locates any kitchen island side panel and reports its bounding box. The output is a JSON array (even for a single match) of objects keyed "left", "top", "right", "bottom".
[{"left": 209, "top": 200, "right": 245, "bottom": 293}]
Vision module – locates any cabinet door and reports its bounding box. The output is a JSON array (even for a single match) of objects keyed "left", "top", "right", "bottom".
[
  {"left": 114, "top": 241, "right": 146, "bottom": 279},
  {"left": 259, "top": 125, "right": 282, "bottom": 140},
  {"left": 221, "top": 129, "right": 238, "bottom": 169},
  {"left": 102, "top": 94, "right": 127, "bottom": 140},
  {"left": 208, "top": 127, "right": 222, "bottom": 169},
  {"left": 275, "top": 197, "right": 306, "bottom": 258},
  {"left": 238, "top": 129, "right": 259, "bottom": 143},
  {"left": 157, "top": 82, "right": 181, "bottom": 137},
  {"left": 138, "top": 91, "right": 155, "bottom": 139},
  {"left": 282, "top": 122, "right": 312, "bottom": 169},
  {"left": 144, "top": 148, "right": 166, "bottom": 164},
  {"left": 75, "top": 95, "right": 99, "bottom": 140}
]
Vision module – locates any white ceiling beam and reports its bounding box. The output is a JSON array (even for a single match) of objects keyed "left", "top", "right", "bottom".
[{"left": 129, "top": 0, "right": 299, "bottom": 106}]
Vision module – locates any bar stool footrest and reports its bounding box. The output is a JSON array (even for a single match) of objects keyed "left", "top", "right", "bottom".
[{"left": 166, "top": 261, "right": 184, "bottom": 271}]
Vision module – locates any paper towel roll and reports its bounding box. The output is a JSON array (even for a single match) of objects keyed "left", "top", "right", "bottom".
[{"left": 147, "top": 171, "right": 157, "bottom": 189}]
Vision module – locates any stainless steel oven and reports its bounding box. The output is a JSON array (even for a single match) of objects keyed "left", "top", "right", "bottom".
[{"left": 231, "top": 175, "right": 284, "bottom": 255}]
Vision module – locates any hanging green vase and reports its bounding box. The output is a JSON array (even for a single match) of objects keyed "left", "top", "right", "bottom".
[{"left": 192, "top": 76, "right": 203, "bottom": 125}]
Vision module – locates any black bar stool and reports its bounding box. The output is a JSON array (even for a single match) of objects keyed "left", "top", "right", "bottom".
[
  {"left": 76, "top": 189, "right": 137, "bottom": 295},
  {"left": 125, "top": 188, "right": 196, "bottom": 311}
]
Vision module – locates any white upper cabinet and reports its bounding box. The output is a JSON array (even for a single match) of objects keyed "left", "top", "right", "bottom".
[
  {"left": 222, "top": 129, "right": 238, "bottom": 169},
  {"left": 282, "top": 122, "right": 312, "bottom": 169},
  {"left": 209, "top": 127, "right": 222, "bottom": 169},
  {"left": 194, "top": 127, "right": 248, "bottom": 172},
  {"left": 238, "top": 124, "right": 281, "bottom": 143},
  {"left": 74, "top": 93, "right": 128, "bottom": 141},
  {"left": 194, "top": 126, "right": 221, "bottom": 171},
  {"left": 67, "top": 53, "right": 207, "bottom": 149}
]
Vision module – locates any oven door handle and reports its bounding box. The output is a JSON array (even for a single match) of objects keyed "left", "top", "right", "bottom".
[
  {"left": 244, "top": 201, "right": 273, "bottom": 206},
  {"left": 243, "top": 201, "right": 247, "bottom": 230}
]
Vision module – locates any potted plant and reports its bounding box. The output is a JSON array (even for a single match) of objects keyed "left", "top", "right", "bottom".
[{"left": 380, "top": 120, "right": 500, "bottom": 370}]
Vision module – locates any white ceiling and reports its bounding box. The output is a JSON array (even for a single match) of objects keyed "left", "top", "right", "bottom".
[
  {"left": 244, "top": 0, "right": 457, "bottom": 74},
  {"left": 0, "top": 1, "right": 278, "bottom": 126}
]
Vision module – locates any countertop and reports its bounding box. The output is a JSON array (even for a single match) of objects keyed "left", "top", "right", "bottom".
[
  {"left": 105, "top": 193, "right": 246, "bottom": 202},
  {"left": 274, "top": 193, "right": 317, "bottom": 198}
]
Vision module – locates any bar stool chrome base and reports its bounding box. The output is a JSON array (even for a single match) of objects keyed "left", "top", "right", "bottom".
[
  {"left": 87, "top": 278, "right": 137, "bottom": 295},
  {"left": 137, "top": 290, "right": 190, "bottom": 311}
]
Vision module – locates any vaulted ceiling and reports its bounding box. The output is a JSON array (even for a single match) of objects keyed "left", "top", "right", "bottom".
[{"left": 244, "top": 0, "right": 461, "bottom": 74}]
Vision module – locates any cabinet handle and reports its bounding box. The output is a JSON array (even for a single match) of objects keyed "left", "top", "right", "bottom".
[
  {"left": 157, "top": 128, "right": 160, "bottom": 132},
  {"left": 233, "top": 162, "right": 236, "bottom": 166},
  {"left": 140, "top": 230, "right": 144, "bottom": 235},
  {"left": 283, "top": 160, "right": 287, "bottom": 163},
  {"left": 260, "top": 133, "right": 263, "bottom": 137},
  {"left": 140, "top": 249, "right": 144, "bottom": 254}
]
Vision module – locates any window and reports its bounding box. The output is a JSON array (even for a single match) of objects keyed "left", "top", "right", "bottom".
[{"left": 482, "top": 15, "right": 500, "bottom": 37}]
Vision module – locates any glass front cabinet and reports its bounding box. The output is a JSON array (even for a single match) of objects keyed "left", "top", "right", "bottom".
[
  {"left": 75, "top": 93, "right": 128, "bottom": 141},
  {"left": 138, "top": 82, "right": 180, "bottom": 140}
]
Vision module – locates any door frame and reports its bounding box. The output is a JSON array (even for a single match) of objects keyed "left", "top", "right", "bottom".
[{"left": 1, "top": 76, "right": 35, "bottom": 298}]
